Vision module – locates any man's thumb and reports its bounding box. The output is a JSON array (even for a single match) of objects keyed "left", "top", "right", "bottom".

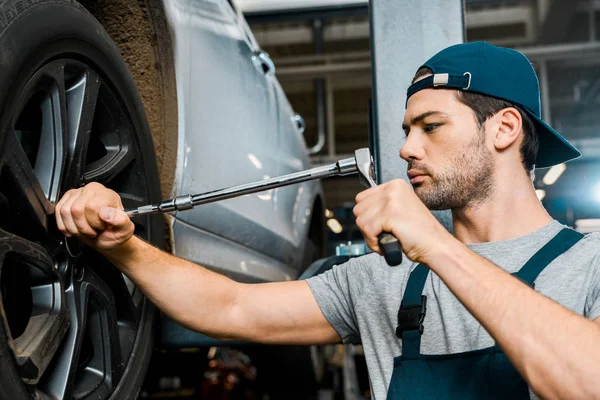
[{"left": 99, "top": 207, "right": 115, "bottom": 222}]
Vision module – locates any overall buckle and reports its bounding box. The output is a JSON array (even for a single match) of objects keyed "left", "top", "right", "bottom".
[{"left": 395, "top": 295, "right": 427, "bottom": 338}]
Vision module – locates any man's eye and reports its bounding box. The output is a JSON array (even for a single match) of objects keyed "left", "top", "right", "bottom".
[{"left": 423, "top": 124, "right": 441, "bottom": 133}]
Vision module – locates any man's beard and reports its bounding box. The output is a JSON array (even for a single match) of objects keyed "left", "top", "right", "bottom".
[{"left": 409, "top": 131, "right": 495, "bottom": 210}]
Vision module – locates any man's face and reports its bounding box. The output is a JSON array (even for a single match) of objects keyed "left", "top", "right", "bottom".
[{"left": 402, "top": 88, "right": 495, "bottom": 210}]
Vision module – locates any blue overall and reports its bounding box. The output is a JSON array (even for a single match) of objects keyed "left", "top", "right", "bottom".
[{"left": 386, "top": 228, "right": 584, "bottom": 399}]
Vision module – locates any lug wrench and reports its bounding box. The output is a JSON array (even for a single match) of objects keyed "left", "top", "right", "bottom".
[{"left": 125, "top": 148, "right": 402, "bottom": 266}]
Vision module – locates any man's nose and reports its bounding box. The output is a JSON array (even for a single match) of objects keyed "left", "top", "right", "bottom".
[{"left": 399, "top": 133, "right": 425, "bottom": 161}]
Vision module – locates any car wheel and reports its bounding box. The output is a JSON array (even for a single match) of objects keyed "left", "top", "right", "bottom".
[{"left": 0, "top": 0, "right": 163, "bottom": 399}]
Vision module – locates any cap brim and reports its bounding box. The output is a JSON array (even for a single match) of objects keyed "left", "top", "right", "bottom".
[{"left": 529, "top": 113, "right": 581, "bottom": 169}]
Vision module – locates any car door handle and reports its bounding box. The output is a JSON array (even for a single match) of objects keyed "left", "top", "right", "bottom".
[{"left": 252, "top": 51, "right": 276, "bottom": 76}]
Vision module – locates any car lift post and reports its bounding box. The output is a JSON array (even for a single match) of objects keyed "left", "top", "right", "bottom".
[
  {"left": 369, "top": 0, "right": 465, "bottom": 232},
  {"left": 340, "top": 4, "right": 465, "bottom": 396}
]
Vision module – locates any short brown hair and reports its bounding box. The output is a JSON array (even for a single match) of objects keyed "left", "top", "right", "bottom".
[{"left": 412, "top": 68, "right": 539, "bottom": 172}]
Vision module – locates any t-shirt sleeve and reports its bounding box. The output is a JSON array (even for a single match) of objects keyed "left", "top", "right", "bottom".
[{"left": 305, "top": 257, "right": 366, "bottom": 344}]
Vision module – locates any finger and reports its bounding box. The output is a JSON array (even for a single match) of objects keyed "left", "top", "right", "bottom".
[
  {"left": 100, "top": 207, "right": 135, "bottom": 241},
  {"left": 355, "top": 184, "right": 387, "bottom": 202},
  {"left": 55, "top": 191, "right": 73, "bottom": 235},
  {"left": 354, "top": 186, "right": 387, "bottom": 217},
  {"left": 85, "top": 198, "right": 108, "bottom": 232},
  {"left": 70, "top": 191, "right": 100, "bottom": 237},
  {"left": 59, "top": 190, "right": 82, "bottom": 236},
  {"left": 357, "top": 215, "right": 384, "bottom": 253},
  {"left": 355, "top": 192, "right": 396, "bottom": 254},
  {"left": 355, "top": 201, "right": 386, "bottom": 253},
  {"left": 354, "top": 188, "right": 384, "bottom": 219}
]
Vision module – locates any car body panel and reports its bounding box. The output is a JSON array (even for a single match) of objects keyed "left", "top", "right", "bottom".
[{"left": 162, "top": 0, "right": 322, "bottom": 281}]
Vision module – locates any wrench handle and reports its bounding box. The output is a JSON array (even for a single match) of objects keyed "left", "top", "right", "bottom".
[{"left": 378, "top": 232, "right": 403, "bottom": 266}]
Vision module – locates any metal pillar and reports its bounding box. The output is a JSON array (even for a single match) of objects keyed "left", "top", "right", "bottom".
[
  {"left": 326, "top": 78, "right": 336, "bottom": 157},
  {"left": 369, "top": 0, "right": 465, "bottom": 231},
  {"left": 539, "top": 59, "right": 552, "bottom": 124},
  {"left": 310, "top": 19, "right": 326, "bottom": 155},
  {"left": 589, "top": 0, "right": 596, "bottom": 42}
]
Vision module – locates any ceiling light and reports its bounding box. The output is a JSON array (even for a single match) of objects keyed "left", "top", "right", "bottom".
[
  {"left": 325, "top": 208, "right": 333, "bottom": 218},
  {"left": 535, "top": 189, "right": 546, "bottom": 201},
  {"left": 326, "top": 218, "right": 343, "bottom": 234},
  {"left": 542, "top": 163, "right": 566, "bottom": 185},
  {"left": 575, "top": 219, "right": 600, "bottom": 233}
]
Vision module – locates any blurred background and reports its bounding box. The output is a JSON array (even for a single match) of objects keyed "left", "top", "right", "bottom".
[
  {"left": 142, "top": 1, "right": 600, "bottom": 399},
  {"left": 242, "top": 0, "right": 600, "bottom": 250}
]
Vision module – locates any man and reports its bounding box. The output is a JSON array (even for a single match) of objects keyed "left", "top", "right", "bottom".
[{"left": 56, "top": 42, "right": 600, "bottom": 399}]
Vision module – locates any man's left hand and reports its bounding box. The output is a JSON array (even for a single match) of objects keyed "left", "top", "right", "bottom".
[{"left": 353, "top": 179, "right": 453, "bottom": 264}]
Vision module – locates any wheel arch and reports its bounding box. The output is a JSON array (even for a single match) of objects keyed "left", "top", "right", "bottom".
[
  {"left": 77, "top": 0, "right": 178, "bottom": 251},
  {"left": 77, "top": 0, "right": 178, "bottom": 201}
]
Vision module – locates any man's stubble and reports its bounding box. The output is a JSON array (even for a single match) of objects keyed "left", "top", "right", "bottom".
[{"left": 410, "top": 130, "right": 495, "bottom": 211}]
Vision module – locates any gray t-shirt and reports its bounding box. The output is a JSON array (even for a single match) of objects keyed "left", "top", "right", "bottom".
[{"left": 306, "top": 221, "right": 600, "bottom": 399}]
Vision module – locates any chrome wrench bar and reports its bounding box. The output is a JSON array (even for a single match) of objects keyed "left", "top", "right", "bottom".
[{"left": 125, "top": 156, "right": 357, "bottom": 218}]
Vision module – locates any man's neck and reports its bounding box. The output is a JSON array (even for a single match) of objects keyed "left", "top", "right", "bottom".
[{"left": 451, "top": 173, "right": 553, "bottom": 245}]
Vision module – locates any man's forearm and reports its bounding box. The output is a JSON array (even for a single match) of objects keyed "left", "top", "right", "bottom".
[
  {"left": 100, "top": 236, "right": 243, "bottom": 340},
  {"left": 427, "top": 238, "right": 600, "bottom": 399}
]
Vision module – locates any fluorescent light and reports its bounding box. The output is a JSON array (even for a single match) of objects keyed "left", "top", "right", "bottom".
[
  {"left": 247, "top": 153, "right": 262, "bottom": 169},
  {"left": 542, "top": 163, "right": 566, "bottom": 185},
  {"left": 575, "top": 219, "right": 600, "bottom": 233},
  {"left": 325, "top": 208, "right": 333, "bottom": 218},
  {"left": 326, "top": 218, "right": 343, "bottom": 233},
  {"left": 535, "top": 189, "right": 546, "bottom": 201},
  {"left": 594, "top": 182, "right": 600, "bottom": 202}
]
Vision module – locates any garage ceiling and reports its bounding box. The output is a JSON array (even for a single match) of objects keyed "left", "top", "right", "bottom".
[{"left": 236, "top": 0, "right": 367, "bottom": 13}]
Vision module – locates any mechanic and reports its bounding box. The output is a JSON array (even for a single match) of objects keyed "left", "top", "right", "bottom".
[{"left": 55, "top": 41, "right": 600, "bottom": 399}]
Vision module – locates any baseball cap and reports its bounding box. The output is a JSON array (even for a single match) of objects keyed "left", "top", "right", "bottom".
[{"left": 406, "top": 41, "right": 580, "bottom": 168}]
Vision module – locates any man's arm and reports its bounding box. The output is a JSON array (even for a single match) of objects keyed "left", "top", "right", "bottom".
[
  {"left": 55, "top": 183, "right": 340, "bottom": 345},
  {"left": 427, "top": 238, "right": 600, "bottom": 400},
  {"left": 354, "top": 180, "right": 600, "bottom": 400}
]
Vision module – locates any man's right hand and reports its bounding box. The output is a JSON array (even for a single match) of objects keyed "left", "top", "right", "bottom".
[{"left": 55, "top": 182, "right": 134, "bottom": 251}]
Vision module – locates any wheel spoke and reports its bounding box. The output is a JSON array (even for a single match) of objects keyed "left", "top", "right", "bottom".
[
  {"left": 2, "top": 130, "right": 55, "bottom": 234},
  {"left": 84, "top": 141, "right": 135, "bottom": 184},
  {"left": 34, "top": 62, "right": 68, "bottom": 204},
  {"left": 0, "top": 230, "right": 69, "bottom": 384},
  {"left": 81, "top": 82, "right": 137, "bottom": 186},
  {"left": 63, "top": 67, "right": 102, "bottom": 188},
  {"left": 89, "top": 253, "right": 141, "bottom": 325},
  {"left": 13, "top": 312, "right": 70, "bottom": 384},
  {"left": 9, "top": 60, "right": 69, "bottom": 205},
  {"left": 39, "top": 267, "right": 122, "bottom": 399},
  {"left": 38, "top": 278, "right": 84, "bottom": 400}
]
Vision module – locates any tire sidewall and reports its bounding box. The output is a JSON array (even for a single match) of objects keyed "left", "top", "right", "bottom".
[{"left": 0, "top": 1, "right": 161, "bottom": 398}]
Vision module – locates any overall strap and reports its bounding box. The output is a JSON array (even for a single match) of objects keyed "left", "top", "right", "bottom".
[
  {"left": 514, "top": 228, "right": 584, "bottom": 286},
  {"left": 398, "top": 264, "right": 429, "bottom": 358}
]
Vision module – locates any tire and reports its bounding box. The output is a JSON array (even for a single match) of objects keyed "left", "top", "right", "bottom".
[{"left": 0, "top": 0, "right": 163, "bottom": 399}]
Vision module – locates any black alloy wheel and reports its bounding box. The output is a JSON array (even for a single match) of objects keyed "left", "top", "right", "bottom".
[{"left": 0, "top": 1, "right": 163, "bottom": 399}]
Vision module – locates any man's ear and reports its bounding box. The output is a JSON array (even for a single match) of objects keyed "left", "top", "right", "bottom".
[{"left": 491, "top": 107, "right": 522, "bottom": 151}]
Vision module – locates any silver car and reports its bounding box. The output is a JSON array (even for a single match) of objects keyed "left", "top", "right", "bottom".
[{"left": 0, "top": 0, "right": 323, "bottom": 398}]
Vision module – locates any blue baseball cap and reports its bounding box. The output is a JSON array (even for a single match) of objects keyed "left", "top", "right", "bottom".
[{"left": 406, "top": 41, "right": 580, "bottom": 168}]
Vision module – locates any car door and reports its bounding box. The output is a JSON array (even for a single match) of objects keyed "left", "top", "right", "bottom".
[
  {"left": 170, "top": 0, "right": 297, "bottom": 268},
  {"left": 236, "top": 15, "right": 323, "bottom": 270}
]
